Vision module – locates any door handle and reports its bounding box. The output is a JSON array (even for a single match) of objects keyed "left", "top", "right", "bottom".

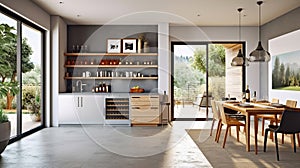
[{"left": 81, "top": 97, "right": 83, "bottom": 107}]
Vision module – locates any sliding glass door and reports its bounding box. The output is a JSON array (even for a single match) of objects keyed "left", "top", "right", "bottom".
[
  {"left": 171, "top": 42, "right": 245, "bottom": 121},
  {"left": 0, "top": 6, "right": 45, "bottom": 140}
]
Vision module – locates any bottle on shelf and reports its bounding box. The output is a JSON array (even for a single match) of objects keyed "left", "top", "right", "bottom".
[
  {"left": 253, "top": 91, "right": 257, "bottom": 102},
  {"left": 245, "top": 85, "right": 250, "bottom": 103},
  {"left": 102, "top": 82, "right": 106, "bottom": 92},
  {"left": 98, "top": 82, "right": 102, "bottom": 92}
]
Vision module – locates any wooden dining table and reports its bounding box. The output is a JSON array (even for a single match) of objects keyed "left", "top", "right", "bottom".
[{"left": 223, "top": 102, "right": 285, "bottom": 154}]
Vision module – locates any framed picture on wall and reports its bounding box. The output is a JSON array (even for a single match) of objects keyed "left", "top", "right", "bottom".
[
  {"left": 107, "top": 39, "right": 121, "bottom": 53},
  {"left": 122, "top": 39, "right": 137, "bottom": 53}
]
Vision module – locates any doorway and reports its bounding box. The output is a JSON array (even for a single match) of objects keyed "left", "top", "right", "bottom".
[{"left": 171, "top": 42, "right": 245, "bottom": 121}]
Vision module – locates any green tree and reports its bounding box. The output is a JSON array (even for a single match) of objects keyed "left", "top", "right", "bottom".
[
  {"left": 192, "top": 44, "right": 225, "bottom": 77},
  {"left": 0, "top": 23, "right": 34, "bottom": 109},
  {"left": 285, "top": 66, "right": 290, "bottom": 86},
  {"left": 272, "top": 57, "right": 280, "bottom": 88},
  {"left": 279, "top": 63, "right": 285, "bottom": 86}
]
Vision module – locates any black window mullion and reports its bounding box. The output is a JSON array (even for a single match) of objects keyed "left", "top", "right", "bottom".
[{"left": 16, "top": 21, "right": 22, "bottom": 135}]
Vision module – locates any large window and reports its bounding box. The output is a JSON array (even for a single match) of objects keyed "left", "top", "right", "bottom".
[
  {"left": 171, "top": 42, "right": 245, "bottom": 121},
  {"left": 0, "top": 5, "right": 45, "bottom": 141}
]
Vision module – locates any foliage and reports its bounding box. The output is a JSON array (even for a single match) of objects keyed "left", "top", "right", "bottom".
[
  {"left": 22, "top": 65, "right": 41, "bottom": 85},
  {"left": 27, "top": 98, "right": 40, "bottom": 116},
  {"left": 192, "top": 44, "right": 225, "bottom": 77},
  {"left": 0, "top": 81, "right": 19, "bottom": 98},
  {"left": 22, "top": 85, "right": 40, "bottom": 109},
  {"left": 0, "top": 23, "right": 34, "bottom": 109},
  {"left": 0, "top": 108, "right": 9, "bottom": 123}
]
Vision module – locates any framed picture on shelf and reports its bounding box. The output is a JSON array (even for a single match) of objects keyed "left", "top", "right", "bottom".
[
  {"left": 122, "top": 39, "right": 137, "bottom": 53},
  {"left": 107, "top": 39, "right": 121, "bottom": 53}
]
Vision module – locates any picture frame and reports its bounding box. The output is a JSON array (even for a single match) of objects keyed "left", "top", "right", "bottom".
[
  {"left": 107, "top": 39, "right": 121, "bottom": 53},
  {"left": 122, "top": 39, "right": 137, "bottom": 53}
]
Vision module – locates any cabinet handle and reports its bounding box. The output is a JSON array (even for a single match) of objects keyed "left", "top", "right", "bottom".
[
  {"left": 151, "top": 107, "right": 159, "bottom": 109},
  {"left": 81, "top": 97, "right": 83, "bottom": 107},
  {"left": 132, "top": 107, "right": 140, "bottom": 109},
  {"left": 131, "top": 97, "right": 140, "bottom": 98},
  {"left": 77, "top": 97, "right": 80, "bottom": 107}
]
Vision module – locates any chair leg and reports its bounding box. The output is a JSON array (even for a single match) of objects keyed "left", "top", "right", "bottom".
[
  {"left": 216, "top": 124, "right": 223, "bottom": 143},
  {"left": 264, "top": 129, "right": 269, "bottom": 152},
  {"left": 293, "top": 134, "right": 296, "bottom": 153},
  {"left": 223, "top": 126, "right": 230, "bottom": 148},
  {"left": 210, "top": 119, "right": 215, "bottom": 136},
  {"left": 275, "top": 132, "right": 280, "bottom": 161},
  {"left": 297, "top": 133, "right": 300, "bottom": 148},
  {"left": 236, "top": 126, "right": 240, "bottom": 142},
  {"left": 261, "top": 118, "right": 265, "bottom": 136},
  {"left": 215, "top": 120, "right": 222, "bottom": 142}
]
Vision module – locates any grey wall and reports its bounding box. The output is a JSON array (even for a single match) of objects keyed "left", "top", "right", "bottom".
[
  {"left": 67, "top": 25, "right": 158, "bottom": 53},
  {"left": 260, "top": 7, "right": 300, "bottom": 99}
]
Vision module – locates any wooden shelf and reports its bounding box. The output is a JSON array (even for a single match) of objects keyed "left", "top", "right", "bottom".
[
  {"left": 64, "top": 53, "right": 158, "bottom": 56},
  {"left": 64, "top": 65, "right": 158, "bottom": 68},
  {"left": 64, "top": 77, "right": 158, "bottom": 80}
]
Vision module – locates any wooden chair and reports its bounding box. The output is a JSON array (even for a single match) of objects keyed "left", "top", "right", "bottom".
[
  {"left": 264, "top": 109, "right": 300, "bottom": 161},
  {"left": 193, "top": 92, "right": 213, "bottom": 110},
  {"left": 210, "top": 100, "right": 221, "bottom": 141},
  {"left": 257, "top": 98, "right": 279, "bottom": 136},
  {"left": 216, "top": 102, "right": 246, "bottom": 148}
]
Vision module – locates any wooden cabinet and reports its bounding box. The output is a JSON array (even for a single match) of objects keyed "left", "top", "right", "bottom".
[
  {"left": 130, "top": 95, "right": 160, "bottom": 125},
  {"left": 58, "top": 95, "right": 105, "bottom": 124}
]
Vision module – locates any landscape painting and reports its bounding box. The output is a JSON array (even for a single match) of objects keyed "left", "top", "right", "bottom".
[{"left": 272, "top": 49, "right": 300, "bottom": 91}]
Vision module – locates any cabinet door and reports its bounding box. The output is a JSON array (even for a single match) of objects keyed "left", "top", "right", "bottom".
[
  {"left": 77, "top": 95, "right": 105, "bottom": 124},
  {"left": 58, "top": 95, "right": 79, "bottom": 124}
]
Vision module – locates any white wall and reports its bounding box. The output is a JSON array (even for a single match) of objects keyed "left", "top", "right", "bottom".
[
  {"left": 51, "top": 16, "right": 67, "bottom": 126},
  {"left": 170, "top": 26, "right": 262, "bottom": 98}
]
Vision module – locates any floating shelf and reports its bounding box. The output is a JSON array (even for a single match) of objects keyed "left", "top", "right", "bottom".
[
  {"left": 64, "top": 65, "right": 158, "bottom": 68},
  {"left": 64, "top": 53, "right": 158, "bottom": 56},
  {"left": 64, "top": 77, "right": 158, "bottom": 80}
]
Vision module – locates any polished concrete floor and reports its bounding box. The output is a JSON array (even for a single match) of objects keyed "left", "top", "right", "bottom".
[{"left": 0, "top": 121, "right": 213, "bottom": 168}]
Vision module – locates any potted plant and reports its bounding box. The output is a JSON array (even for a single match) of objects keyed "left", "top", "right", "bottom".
[
  {"left": 27, "top": 96, "right": 41, "bottom": 122},
  {"left": 0, "top": 82, "right": 18, "bottom": 155},
  {"left": 0, "top": 108, "right": 10, "bottom": 154}
]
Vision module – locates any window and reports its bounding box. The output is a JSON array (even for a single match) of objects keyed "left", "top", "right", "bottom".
[{"left": 0, "top": 5, "right": 45, "bottom": 141}]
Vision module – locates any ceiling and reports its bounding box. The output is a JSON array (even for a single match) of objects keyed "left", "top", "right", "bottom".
[{"left": 31, "top": 0, "right": 300, "bottom": 26}]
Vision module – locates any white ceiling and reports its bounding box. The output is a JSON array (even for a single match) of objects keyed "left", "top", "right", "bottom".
[{"left": 31, "top": 0, "right": 300, "bottom": 26}]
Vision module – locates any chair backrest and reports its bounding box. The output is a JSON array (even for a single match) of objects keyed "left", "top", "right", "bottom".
[
  {"left": 286, "top": 100, "right": 297, "bottom": 108},
  {"left": 277, "top": 109, "right": 300, "bottom": 134},
  {"left": 211, "top": 100, "right": 221, "bottom": 120},
  {"left": 216, "top": 102, "right": 228, "bottom": 125},
  {"left": 200, "top": 95, "right": 213, "bottom": 107},
  {"left": 271, "top": 98, "right": 279, "bottom": 103}
]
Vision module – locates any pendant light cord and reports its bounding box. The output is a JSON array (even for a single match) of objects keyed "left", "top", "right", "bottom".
[
  {"left": 238, "top": 8, "right": 242, "bottom": 42},
  {"left": 258, "top": 1, "right": 263, "bottom": 41}
]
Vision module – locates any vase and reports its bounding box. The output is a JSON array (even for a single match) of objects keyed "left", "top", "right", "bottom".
[{"left": 0, "top": 121, "right": 11, "bottom": 155}]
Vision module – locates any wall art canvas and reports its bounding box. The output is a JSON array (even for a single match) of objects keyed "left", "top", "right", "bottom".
[{"left": 272, "top": 49, "right": 300, "bottom": 91}]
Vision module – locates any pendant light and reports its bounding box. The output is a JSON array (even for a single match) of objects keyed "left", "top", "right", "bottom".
[
  {"left": 248, "top": 1, "right": 270, "bottom": 62},
  {"left": 231, "top": 8, "right": 248, "bottom": 66}
]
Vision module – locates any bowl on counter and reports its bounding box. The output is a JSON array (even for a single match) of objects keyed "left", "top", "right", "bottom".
[{"left": 130, "top": 88, "right": 145, "bottom": 93}]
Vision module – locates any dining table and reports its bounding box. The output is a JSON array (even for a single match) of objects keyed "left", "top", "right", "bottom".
[{"left": 223, "top": 101, "right": 285, "bottom": 154}]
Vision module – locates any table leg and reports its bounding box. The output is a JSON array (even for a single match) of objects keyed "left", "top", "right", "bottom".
[
  {"left": 254, "top": 115, "right": 258, "bottom": 154},
  {"left": 246, "top": 114, "right": 250, "bottom": 152}
]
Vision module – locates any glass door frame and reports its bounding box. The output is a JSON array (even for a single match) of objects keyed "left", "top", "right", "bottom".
[
  {"left": 0, "top": 5, "right": 46, "bottom": 143},
  {"left": 171, "top": 41, "right": 246, "bottom": 121}
]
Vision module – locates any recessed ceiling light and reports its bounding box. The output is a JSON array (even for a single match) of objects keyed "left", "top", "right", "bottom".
[
  {"left": 77, "top": 14, "right": 81, "bottom": 17},
  {"left": 59, "top": 1, "right": 64, "bottom": 4},
  {"left": 197, "top": 14, "right": 201, "bottom": 17}
]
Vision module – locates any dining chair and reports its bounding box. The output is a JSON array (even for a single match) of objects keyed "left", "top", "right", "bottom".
[
  {"left": 257, "top": 98, "right": 279, "bottom": 136},
  {"left": 263, "top": 109, "right": 300, "bottom": 161},
  {"left": 210, "top": 100, "right": 221, "bottom": 141},
  {"left": 269, "top": 100, "right": 298, "bottom": 144},
  {"left": 216, "top": 103, "right": 246, "bottom": 148}
]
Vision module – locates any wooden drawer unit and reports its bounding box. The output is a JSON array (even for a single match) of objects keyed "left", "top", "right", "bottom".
[{"left": 130, "top": 95, "right": 160, "bottom": 125}]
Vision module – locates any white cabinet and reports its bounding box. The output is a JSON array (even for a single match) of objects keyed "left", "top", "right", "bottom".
[{"left": 58, "top": 94, "right": 105, "bottom": 125}]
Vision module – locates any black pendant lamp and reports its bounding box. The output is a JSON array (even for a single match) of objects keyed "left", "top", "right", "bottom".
[
  {"left": 248, "top": 1, "right": 270, "bottom": 62},
  {"left": 231, "top": 8, "right": 248, "bottom": 66}
]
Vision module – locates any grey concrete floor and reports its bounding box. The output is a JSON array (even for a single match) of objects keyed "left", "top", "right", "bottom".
[{"left": 0, "top": 121, "right": 212, "bottom": 168}]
